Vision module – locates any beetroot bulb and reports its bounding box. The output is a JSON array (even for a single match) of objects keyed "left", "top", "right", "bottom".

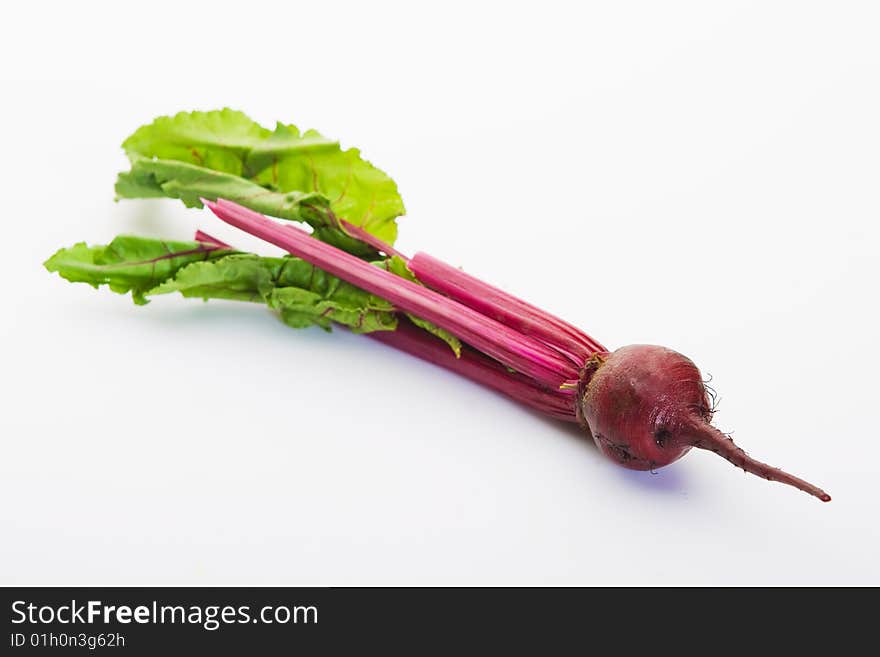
[
  {"left": 204, "top": 199, "right": 831, "bottom": 503},
  {"left": 579, "top": 346, "right": 830, "bottom": 501}
]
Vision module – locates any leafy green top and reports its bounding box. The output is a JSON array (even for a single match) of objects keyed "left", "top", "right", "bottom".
[
  {"left": 116, "top": 109, "right": 404, "bottom": 254},
  {"left": 42, "top": 236, "right": 229, "bottom": 305},
  {"left": 45, "top": 236, "right": 460, "bottom": 351},
  {"left": 49, "top": 111, "right": 460, "bottom": 351}
]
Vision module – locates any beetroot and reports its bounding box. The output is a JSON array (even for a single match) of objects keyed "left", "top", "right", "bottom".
[
  {"left": 196, "top": 198, "right": 830, "bottom": 503},
  {"left": 50, "top": 194, "right": 829, "bottom": 502},
  {"left": 579, "top": 345, "right": 830, "bottom": 501},
  {"left": 46, "top": 108, "right": 833, "bottom": 504}
]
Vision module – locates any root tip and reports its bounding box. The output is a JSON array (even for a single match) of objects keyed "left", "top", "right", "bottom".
[{"left": 684, "top": 418, "right": 831, "bottom": 504}]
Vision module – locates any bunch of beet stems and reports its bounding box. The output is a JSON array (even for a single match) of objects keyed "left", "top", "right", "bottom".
[
  {"left": 202, "top": 198, "right": 830, "bottom": 501},
  {"left": 202, "top": 199, "right": 595, "bottom": 420}
]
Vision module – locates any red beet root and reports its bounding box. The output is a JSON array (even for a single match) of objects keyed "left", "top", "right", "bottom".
[
  {"left": 203, "top": 199, "right": 831, "bottom": 503},
  {"left": 578, "top": 345, "right": 831, "bottom": 502}
]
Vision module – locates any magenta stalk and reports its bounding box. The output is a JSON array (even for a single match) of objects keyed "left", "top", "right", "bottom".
[
  {"left": 369, "top": 320, "right": 578, "bottom": 422},
  {"left": 408, "top": 252, "right": 607, "bottom": 362},
  {"left": 194, "top": 230, "right": 232, "bottom": 249},
  {"left": 335, "top": 217, "right": 407, "bottom": 259},
  {"left": 203, "top": 199, "right": 580, "bottom": 388},
  {"left": 312, "top": 214, "right": 599, "bottom": 365}
]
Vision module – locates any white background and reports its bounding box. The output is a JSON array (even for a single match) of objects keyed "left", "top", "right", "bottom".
[{"left": 1, "top": 1, "right": 877, "bottom": 585}]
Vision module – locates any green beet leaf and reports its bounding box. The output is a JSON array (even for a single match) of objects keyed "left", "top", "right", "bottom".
[
  {"left": 43, "top": 236, "right": 232, "bottom": 305},
  {"left": 46, "top": 237, "right": 399, "bottom": 334},
  {"left": 268, "top": 287, "right": 397, "bottom": 333},
  {"left": 116, "top": 109, "right": 404, "bottom": 254},
  {"left": 46, "top": 236, "right": 461, "bottom": 351},
  {"left": 152, "top": 254, "right": 399, "bottom": 334}
]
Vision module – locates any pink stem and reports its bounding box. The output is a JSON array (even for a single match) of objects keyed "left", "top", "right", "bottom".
[
  {"left": 409, "top": 253, "right": 607, "bottom": 360},
  {"left": 369, "top": 320, "right": 578, "bottom": 422},
  {"left": 336, "top": 217, "right": 407, "bottom": 259},
  {"left": 204, "top": 198, "right": 580, "bottom": 388},
  {"left": 194, "top": 230, "right": 232, "bottom": 249},
  {"left": 302, "top": 211, "right": 603, "bottom": 363}
]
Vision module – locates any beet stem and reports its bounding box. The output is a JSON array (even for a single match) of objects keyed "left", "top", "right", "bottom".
[
  {"left": 334, "top": 216, "right": 407, "bottom": 259},
  {"left": 194, "top": 230, "right": 232, "bottom": 249},
  {"left": 204, "top": 198, "right": 580, "bottom": 388},
  {"left": 409, "top": 252, "right": 607, "bottom": 362},
  {"left": 684, "top": 418, "right": 831, "bottom": 502},
  {"left": 368, "top": 320, "right": 578, "bottom": 422},
  {"left": 317, "top": 217, "right": 602, "bottom": 362}
]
